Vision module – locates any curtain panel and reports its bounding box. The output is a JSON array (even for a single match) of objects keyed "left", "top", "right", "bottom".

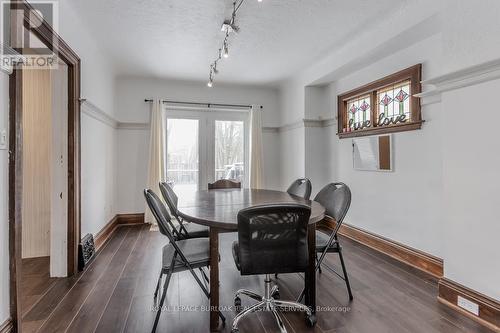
[
  {"left": 145, "top": 99, "right": 167, "bottom": 224},
  {"left": 249, "top": 105, "right": 264, "bottom": 189}
]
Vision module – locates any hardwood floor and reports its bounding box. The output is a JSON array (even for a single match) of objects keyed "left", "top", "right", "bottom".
[
  {"left": 21, "top": 224, "right": 492, "bottom": 333},
  {"left": 21, "top": 256, "right": 60, "bottom": 321}
]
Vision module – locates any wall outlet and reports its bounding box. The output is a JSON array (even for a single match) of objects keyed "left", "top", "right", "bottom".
[
  {"left": 457, "top": 296, "right": 479, "bottom": 316},
  {"left": 0, "top": 129, "right": 7, "bottom": 150}
]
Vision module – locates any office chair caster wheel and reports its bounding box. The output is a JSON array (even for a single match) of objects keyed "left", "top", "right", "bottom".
[
  {"left": 234, "top": 296, "right": 242, "bottom": 312},
  {"left": 306, "top": 314, "right": 316, "bottom": 327}
]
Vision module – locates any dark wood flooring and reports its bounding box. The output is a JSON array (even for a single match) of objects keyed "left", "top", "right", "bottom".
[
  {"left": 21, "top": 256, "right": 60, "bottom": 323},
  {"left": 21, "top": 224, "right": 492, "bottom": 333}
]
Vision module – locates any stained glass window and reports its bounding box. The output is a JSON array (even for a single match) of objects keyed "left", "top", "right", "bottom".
[
  {"left": 337, "top": 64, "right": 422, "bottom": 138},
  {"left": 346, "top": 95, "right": 371, "bottom": 128},
  {"left": 377, "top": 80, "right": 411, "bottom": 121}
]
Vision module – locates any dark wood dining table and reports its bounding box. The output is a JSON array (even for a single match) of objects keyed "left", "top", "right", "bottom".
[{"left": 177, "top": 188, "right": 326, "bottom": 332}]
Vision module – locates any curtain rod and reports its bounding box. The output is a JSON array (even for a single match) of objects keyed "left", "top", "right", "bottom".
[{"left": 144, "top": 99, "right": 263, "bottom": 110}]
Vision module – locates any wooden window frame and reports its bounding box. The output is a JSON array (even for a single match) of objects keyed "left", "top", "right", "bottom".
[{"left": 337, "top": 64, "right": 423, "bottom": 139}]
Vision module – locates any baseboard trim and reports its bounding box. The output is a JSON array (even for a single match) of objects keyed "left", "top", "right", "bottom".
[
  {"left": 94, "top": 213, "right": 145, "bottom": 250},
  {"left": 438, "top": 278, "right": 500, "bottom": 332},
  {"left": 320, "top": 217, "right": 444, "bottom": 278},
  {"left": 0, "top": 318, "right": 13, "bottom": 333}
]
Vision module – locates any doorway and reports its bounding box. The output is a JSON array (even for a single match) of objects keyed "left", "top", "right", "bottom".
[
  {"left": 165, "top": 109, "right": 249, "bottom": 193},
  {"left": 8, "top": 2, "right": 81, "bottom": 331},
  {"left": 20, "top": 59, "right": 69, "bottom": 320}
]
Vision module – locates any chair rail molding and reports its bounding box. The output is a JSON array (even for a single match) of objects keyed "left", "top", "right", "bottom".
[
  {"left": 262, "top": 126, "right": 279, "bottom": 133},
  {"left": 81, "top": 101, "right": 339, "bottom": 133},
  {"left": 81, "top": 99, "right": 150, "bottom": 130},
  {"left": 416, "top": 58, "right": 500, "bottom": 105},
  {"left": 277, "top": 118, "right": 336, "bottom": 132},
  {"left": 81, "top": 100, "right": 118, "bottom": 128},
  {"left": 116, "top": 122, "right": 149, "bottom": 130}
]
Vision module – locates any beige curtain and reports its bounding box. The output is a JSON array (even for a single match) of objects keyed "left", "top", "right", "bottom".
[
  {"left": 145, "top": 99, "right": 167, "bottom": 224},
  {"left": 249, "top": 105, "right": 264, "bottom": 189}
]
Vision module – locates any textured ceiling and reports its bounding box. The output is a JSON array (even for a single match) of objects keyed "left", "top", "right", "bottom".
[{"left": 69, "top": 0, "right": 408, "bottom": 85}]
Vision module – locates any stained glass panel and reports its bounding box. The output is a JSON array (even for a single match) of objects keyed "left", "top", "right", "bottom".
[
  {"left": 346, "top": 94, "right": 371, "bottom": 129},
  {"left": 377, "top": 80, "right": 411, "bottom": 121}
]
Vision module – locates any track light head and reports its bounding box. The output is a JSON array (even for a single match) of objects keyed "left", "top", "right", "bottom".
[
  {"left": 223, "top": 42, "right": 229, "bottom": 58},
  {"left": 207, "top": 80, "right": 213, "bottom": 88},
  {"left": 221, "top": 21, "right": 239, "bottom": 34}
]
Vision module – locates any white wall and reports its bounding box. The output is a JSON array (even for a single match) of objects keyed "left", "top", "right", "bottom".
[
  {"left": 442, "top": 0, "right": 500, "bottom": 74},
  {"left": 327, "top": 34, "right": 445, "bottom": 257},
  {"left": 59, "top": 1, "right": 116, "bottom": 117},
  {"left": 279, "top": 126, "right": 305, "bottom": 189},
  {"left": 280, "top": 34, "right": 445, "bottom": 256},
  {"left": 80, "top": 111, "right": 117, "bottom": 235},
  {"left": 58, "top": 1, "right": 118, "bottom": 236},
  {"left": 114, "top": 77, "right": 281, "bottom": 213},
  {"left": 0, "top": 72, "right": 10, "bottom": 325},
  {"left": 116, "top": 127, "right": 149, "bottom": 214},
  {"left": 277, "top": 0, "right": 500, "bottom": 302},
  {"left": 441, "top": 81, "right": 500, "bottom": 300}
]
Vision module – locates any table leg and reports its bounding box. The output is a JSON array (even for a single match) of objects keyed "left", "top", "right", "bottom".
[
  {"left": 209, "top": 227, "right": 220, "bottom": 332},
  {"left": 305, "top": 223, "right": 316, "bottom": 317}
]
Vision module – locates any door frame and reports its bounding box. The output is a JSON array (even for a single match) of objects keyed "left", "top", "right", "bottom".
[
  {"left": 8, "top": 1, "right": 81, "bottom": 331},
  {"left": 165, "top": 108, "right": 250, "bottom": 189}
]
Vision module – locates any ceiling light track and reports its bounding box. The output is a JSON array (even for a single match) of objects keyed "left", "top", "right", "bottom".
[{"left": 207, "top": 0, "right": 262, "bottom": 87}]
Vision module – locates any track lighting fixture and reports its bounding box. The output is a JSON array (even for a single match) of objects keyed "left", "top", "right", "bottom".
[{"left": 206, "top": 0, "right": 261, "bottom": 87}]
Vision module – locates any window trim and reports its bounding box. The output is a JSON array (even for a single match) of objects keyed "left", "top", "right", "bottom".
[{"left": 337, "top": 64, "right": 423, "bottom": 139}]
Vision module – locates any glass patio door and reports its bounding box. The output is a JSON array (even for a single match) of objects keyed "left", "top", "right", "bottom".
[
  {"left": 166, "top": 109, "right": 249, "bottom": 191},
  {"left": 214, "top": 120, "right": 245, "bottom": 183},
  {"left": 166, "top": 118, "right": 199, "bottom": 197}
]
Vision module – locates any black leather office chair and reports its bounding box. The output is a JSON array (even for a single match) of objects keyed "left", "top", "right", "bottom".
[
  {"left": 298, "top": 182, "right": 353, "bottom": 302},
  {"left": 144, "top": 189, "right": 225, "bottom": 332},
  {"left": 231, "top": 204, "right": 316, "bottom": 333},
  {"left": 286, "top": 178, "right": 312, "bottom": 200},
  {"left": 159, "top": 181, "right": 209, "bottom": 239}
]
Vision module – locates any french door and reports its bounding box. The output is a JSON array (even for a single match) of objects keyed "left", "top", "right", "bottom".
[{"left": 165, "top": 109, "right": 249, "bottom": 193}]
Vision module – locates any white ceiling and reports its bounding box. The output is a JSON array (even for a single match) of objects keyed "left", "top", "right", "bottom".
[{"left": 69, "top": 0, "right": 409, "bottom": 85}]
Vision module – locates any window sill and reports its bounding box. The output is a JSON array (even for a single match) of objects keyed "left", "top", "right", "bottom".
[{"left": 337, "top": 121, "right": 424, "bottom": 139}]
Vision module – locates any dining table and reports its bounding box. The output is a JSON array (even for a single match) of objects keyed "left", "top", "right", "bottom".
[{"left": 177, "top": 188, "right": 326, "bottom": 332}]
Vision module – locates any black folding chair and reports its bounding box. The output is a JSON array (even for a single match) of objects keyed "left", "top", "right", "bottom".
[
  {"left": 159, "top": 181, "right": 209, "bottom": 239},
  {"left": 286, "top": 178, "right": 312, "bottom": 200},
  {"left": 298, "top": 182, "right": 353, "bottom": 302},
  {"left": 144, "top": 189, "right": 225, "bottom": 332}
]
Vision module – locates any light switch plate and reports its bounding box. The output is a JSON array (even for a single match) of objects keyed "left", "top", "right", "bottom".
[
  {"left": 457, "top": 296, "right": 479, "bottom": 316},
  {"left": 0, "top": 129, "right": 7, "bottom": 150}
]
